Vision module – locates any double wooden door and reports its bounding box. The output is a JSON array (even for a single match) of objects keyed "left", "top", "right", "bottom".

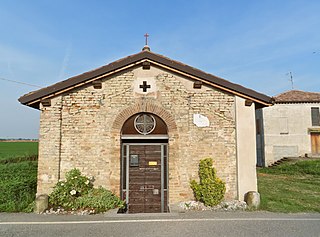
[{"left": 122, "top": 144, "right": 168, "bottom": 213}]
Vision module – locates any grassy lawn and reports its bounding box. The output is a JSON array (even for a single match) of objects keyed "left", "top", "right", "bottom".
[
  {"left": 0, "top": 141, "right": 38, "bottom": 212},
  {"left": 0, "top": 141, "right": 38, "bottom": 162},
  {"left": 0, "top": 160, "right": 38, "bottom": 212},
  {"left": 258, "top": 159, "right": 320, "bottom": 213}
]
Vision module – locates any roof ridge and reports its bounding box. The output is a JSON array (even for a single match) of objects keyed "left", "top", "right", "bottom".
[{"left": 274, "top": 90, "right": 320, "bottom": 103}]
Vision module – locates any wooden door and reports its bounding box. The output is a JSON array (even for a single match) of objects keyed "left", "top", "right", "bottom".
[
  {"left": 311, "top": 133, "right": 320, "bottom": 155},
  {"left": 126, "top": 144, "right": 167, "bottom": 213}
]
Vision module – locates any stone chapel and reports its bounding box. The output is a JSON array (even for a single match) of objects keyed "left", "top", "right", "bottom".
[{"left": 19, "top": 44, "right": 272, "bottom": 213}]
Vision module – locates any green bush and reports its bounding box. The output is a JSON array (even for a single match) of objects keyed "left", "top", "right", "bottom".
[
  {"left": 49, "top": 169, "right": 93, "bottom": 209},
  {"left": 49, "top": 169, "right": 123, "bottom": 212},
  {"left": 75, "top": 187, "right": 124, "bottom": 212},
  {"left": 190, "top": 158, "right": 226, "bottom": 206}
]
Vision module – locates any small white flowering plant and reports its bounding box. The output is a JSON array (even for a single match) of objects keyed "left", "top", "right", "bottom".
[
  {"left": 49, "top": 168, "right": 123, "bottom": 213},
  {"left": 49, "top": 168, "right": 93, "bottom": 209}
]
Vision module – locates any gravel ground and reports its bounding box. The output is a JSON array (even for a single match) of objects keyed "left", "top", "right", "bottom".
[
  {"left": 42, "top": 200, "right": 248, "bottom": 216},
  {"left": 178, "top": 200, "right": 248, "bottom": 211}
]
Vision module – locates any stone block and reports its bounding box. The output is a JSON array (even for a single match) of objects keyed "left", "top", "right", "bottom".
[
  {"left": 169, "top": 202, "right": 186, "bottom": 213},
  {"left": 244, "top": 191, "right": 260, "bottom": 209},
  {"left": 35, "top": 194, "right": 49, "bottom": 214}
]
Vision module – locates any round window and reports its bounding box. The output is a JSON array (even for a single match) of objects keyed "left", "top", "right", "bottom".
[{"left": 134, "top": 114, "right": 156, "bottom": 135}]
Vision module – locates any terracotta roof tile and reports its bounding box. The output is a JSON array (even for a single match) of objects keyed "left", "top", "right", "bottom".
[{"left": 274, "top": 90, "right": 320, "bottom": 103}]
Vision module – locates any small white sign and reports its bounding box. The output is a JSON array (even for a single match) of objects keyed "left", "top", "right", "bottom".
[{"left": 193, "top": 114, "right": 210, "bottom": 127}]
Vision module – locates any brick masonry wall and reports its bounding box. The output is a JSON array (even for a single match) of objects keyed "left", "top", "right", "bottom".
[
  {"left": 37, "top": 96, "right": 62, "bottom": 194},
  {"left": 37, "top": 65, "right": 237, "bottom": 203}
]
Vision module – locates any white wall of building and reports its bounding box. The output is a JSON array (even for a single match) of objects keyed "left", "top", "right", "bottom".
[
  {"left": 258, "top": 103, "right": 320, "bottom": 166},
  {"left": 236, "top": 96, "right": 258, "bottom": 200}
]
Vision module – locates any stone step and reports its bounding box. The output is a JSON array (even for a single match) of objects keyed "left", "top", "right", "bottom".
[{"left": 268, "top": 157, "right": 290, "bottom": 167}]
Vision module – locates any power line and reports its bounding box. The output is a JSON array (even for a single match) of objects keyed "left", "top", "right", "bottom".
[{"left": 0, "top": 77, "right": 42, "bottom": 88}]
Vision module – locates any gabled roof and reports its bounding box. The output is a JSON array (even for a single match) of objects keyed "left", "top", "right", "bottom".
[
  {"left": 19, "top": 49, "right": 272, "bottom": 109},
  {"left": 274, "top": 90, "right": 320, "bottom": 103}
]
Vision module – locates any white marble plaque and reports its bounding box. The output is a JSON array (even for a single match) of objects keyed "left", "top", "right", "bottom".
[{"left": 193, "top": 114, "right": 210, "bottom": 127}]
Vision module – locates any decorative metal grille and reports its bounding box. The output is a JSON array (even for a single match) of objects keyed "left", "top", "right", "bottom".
[{"left": 134, "top": 114, "right": 156, "bottom": 135}]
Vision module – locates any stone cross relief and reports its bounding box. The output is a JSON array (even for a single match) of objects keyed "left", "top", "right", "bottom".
[{"left": 139, "top": 81, "right": 151, "bottom": 92}]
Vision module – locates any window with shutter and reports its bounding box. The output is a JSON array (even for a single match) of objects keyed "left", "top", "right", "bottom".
[{"left": 311, "top": 107, "right": 320, "bottom": 126}]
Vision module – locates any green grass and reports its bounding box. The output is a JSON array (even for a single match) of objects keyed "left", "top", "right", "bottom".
[
  {"left": 258, "top": 159, "right": 320, "bottom": 213},
  {"left": 0, "top": 141, "right": 38, "bottom": 212},
  {"left": 0, "top": 160, "right": 38, "bottom": 212},
  {"left": 0, "top": 141, "right": 38, "bottom": 161}
]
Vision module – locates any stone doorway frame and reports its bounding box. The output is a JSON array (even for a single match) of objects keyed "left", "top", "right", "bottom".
[{"left": 109, "top": 101, "right": 178, "bottom": 207}]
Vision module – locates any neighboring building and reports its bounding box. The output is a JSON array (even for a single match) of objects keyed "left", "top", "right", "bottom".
[
  {"left": 19, "top": 45, "right": 272, "bottom": 213},
  {"left": 256, "top": 90, "right": 320, "bottom": 167}
]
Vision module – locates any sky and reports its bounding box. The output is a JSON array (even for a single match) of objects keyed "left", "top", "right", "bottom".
[{"left": 0, "top": 0, "right": 319, "bottom": 139}]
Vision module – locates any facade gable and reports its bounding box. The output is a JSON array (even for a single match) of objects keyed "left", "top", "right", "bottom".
[{"left": 19, "top": 50, "right": 272, "bottom": 109}]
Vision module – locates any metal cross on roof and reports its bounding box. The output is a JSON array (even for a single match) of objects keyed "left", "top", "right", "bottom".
[{"left": 144, "top": 33, "right": 149, "bottom": 45}]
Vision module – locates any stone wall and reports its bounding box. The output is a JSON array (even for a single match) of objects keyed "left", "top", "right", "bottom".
[
  {"left": 37, "top": 65, "right": 237, "bottom": 203},
  {"left": 37, "top": 96, "right": 62, "bottom": 194}
]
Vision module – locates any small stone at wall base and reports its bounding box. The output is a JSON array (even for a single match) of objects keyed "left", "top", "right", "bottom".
[
  {"left": 244, "top": 191, "right": 260, "bottom": 209},
  {"left": 169, "top": 202, "right": 186, "bottom": 213},
  {"left": 35, "top": 194, "right": 49, "bottom": 214}
]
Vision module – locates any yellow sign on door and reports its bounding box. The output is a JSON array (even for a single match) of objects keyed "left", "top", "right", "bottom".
[{"left": 148, "top": 161, "right": 157, "bottom": 166}]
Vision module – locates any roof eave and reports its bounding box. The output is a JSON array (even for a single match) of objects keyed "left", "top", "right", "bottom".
[
  {"left": 275, "top": 100, "right": 320, "bottom": 104},
  {"left": 19, "top": 50, "right": 273, "bottom": 109}
]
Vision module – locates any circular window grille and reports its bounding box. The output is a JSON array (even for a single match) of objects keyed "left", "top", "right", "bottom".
[{"left": 134, "top": 114, "right": 156, "bottom": 135}]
